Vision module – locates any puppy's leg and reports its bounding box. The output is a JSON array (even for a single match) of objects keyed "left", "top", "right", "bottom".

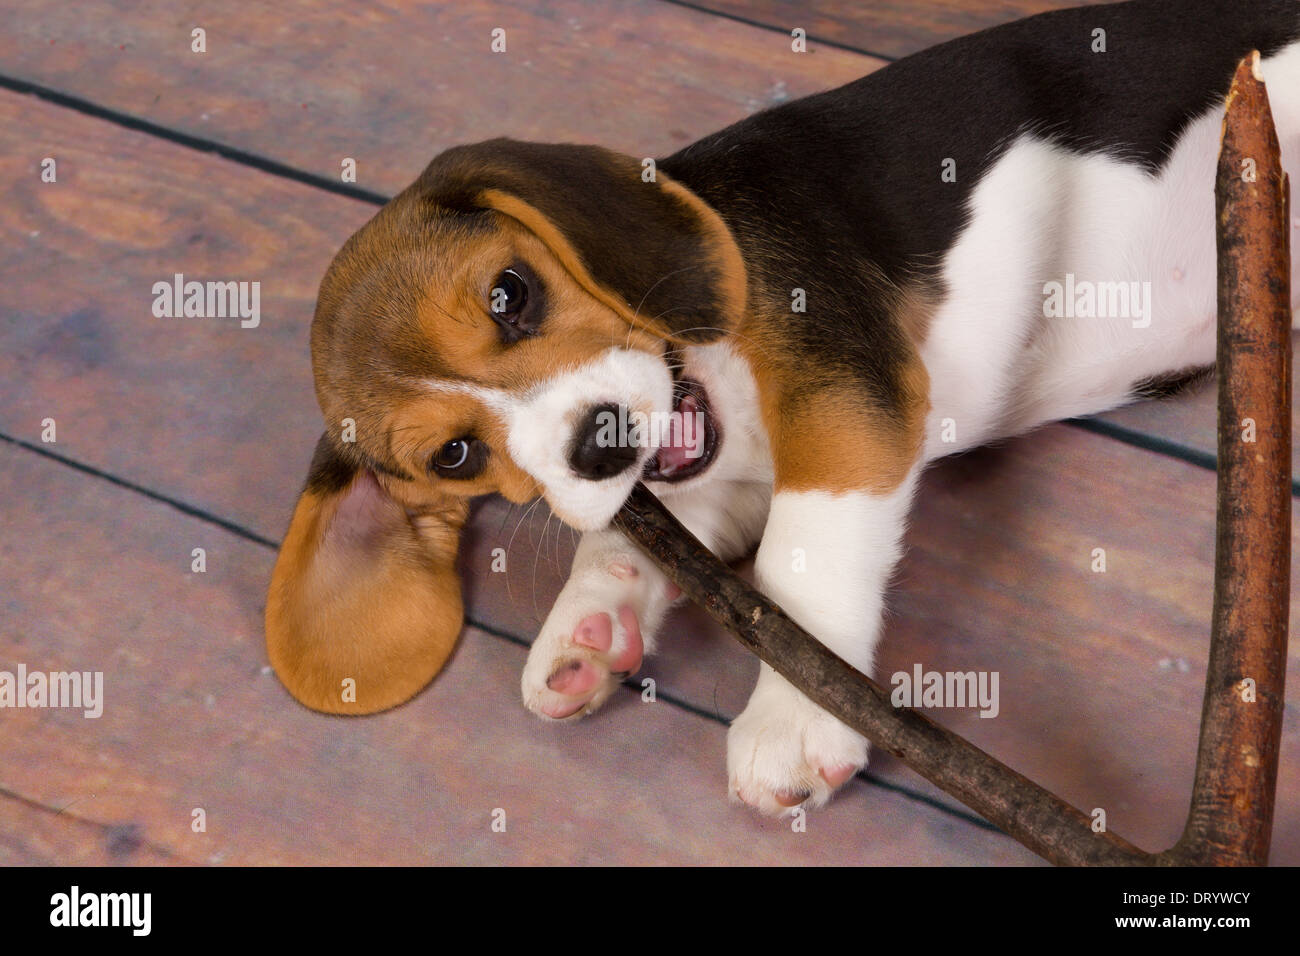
[
  {"left": 727, "top": 475, "right": 919, "bottom": 813},
  {"left": 522, "top": 480, "right": 768, "bottom": 720},
  {"left": 521, "top": 526, "right": 674, "bottom": 720},
  {"left": 727, "top": 339, "right": 929, "bottom": 813}
]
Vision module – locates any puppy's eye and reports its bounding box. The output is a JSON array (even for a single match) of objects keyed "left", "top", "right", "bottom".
[
  {"left": 431, "top": 437, "right": 488, "bottom": 479},
  {"left": 490, "top": 269, "right": 527, "bottom": 317},
  {"left": 487, "top": 264, "right": 544, "bottom": 343},
  {"left": 435, "top": 439, "right": 469, "bottom": 469}
]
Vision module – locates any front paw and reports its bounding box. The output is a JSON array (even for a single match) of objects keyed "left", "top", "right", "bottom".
[
  {"left": 727, "top": 678, "right": 867, "bottom": 816},
  {"left": 521, "top": 591, "right": 646, "bottom": 722}
]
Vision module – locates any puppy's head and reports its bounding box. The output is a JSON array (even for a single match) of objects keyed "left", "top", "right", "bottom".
[{"left": 267, "top": 139, "right": 745, "bottom": 713}]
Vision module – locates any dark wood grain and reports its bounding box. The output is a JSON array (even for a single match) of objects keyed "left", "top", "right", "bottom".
[
  {"left": 1090, "top": 357, "right": 1300, "bottom": 480},
  {"left": 0, "top": 92, "right": 368, "bottom": 538},
  {"left": 0, "top": 441, "right": 1039, "bottom": 865},
  {"left": 0, "top": 796, "right": 179, "bottom": 866},
  {"left": 4, "top": 0, "right": 1277, "bottom": 478},
  {"left": 0, "top": 0, "right": 880, "bottom": 196}
]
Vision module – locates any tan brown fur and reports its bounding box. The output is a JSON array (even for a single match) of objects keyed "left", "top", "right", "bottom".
[
  {"left": 265, "top": 470, "right": 467, "bottom": 714},
  {"left": 743, "top": 307, "right": 931, "bottom": 496}
]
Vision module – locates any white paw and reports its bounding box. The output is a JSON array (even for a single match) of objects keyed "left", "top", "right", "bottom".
[
  {"left": 521, "top": 560, "right": 657, "bottom": 721},
  {"left": 727, "top": 673, "right": 868, "bottom": 815}
]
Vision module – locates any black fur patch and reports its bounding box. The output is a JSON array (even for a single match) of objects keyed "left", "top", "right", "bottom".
[
  {"left": 1131, "top": 365, "right": 1215, "bottom": 401},
  {"left": 660, "top": 0, "right": 1300, "bottom": 415},
  {"left": 304, "top": 431, "right": 356, "bottom": 495},
  {"left": 304, "top": 432, "right": 411, "bottom": 495}
]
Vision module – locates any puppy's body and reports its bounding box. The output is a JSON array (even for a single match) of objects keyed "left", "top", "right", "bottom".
[
  {"left": 269, "top": 0, "right": 1300, "bottom": 815},
  {"left": 659, "top": 0, "right": 1300, "bottom": 455}
]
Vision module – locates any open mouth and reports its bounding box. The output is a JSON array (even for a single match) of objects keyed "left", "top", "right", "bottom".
[{"left": 642, "top": 377, "right": 720, "bottom": 483}]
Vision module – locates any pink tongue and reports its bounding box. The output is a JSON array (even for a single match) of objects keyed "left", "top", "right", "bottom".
[{"left": 656, "top": 393, "right": 703, "bottom": 476}]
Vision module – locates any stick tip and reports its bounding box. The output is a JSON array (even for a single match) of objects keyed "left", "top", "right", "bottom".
[{"left": 1228, "top": 50, "right": 1264, "bottom": 100}]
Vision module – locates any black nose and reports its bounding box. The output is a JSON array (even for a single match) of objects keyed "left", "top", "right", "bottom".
[{"left": 569, "top": 403, "right": 638, "bottom": 480}]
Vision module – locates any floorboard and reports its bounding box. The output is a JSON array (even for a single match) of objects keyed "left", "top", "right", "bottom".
[{"left": 0, "top": 441, "right": 1040, "bottom": 865}]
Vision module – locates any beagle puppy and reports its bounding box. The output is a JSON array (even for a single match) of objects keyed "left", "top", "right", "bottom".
[{"left": 267, "top": 0, "right": 1300, "bottom": 816}]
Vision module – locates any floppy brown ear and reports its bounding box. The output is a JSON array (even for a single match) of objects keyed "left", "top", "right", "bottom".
[
  {"left": 415, "top": 138, "right": 746, "bottom": 342},
  {"left": 265, "top": 435, "right": 467, "bottom": 715}
]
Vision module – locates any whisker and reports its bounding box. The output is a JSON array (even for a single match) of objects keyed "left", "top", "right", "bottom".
[
  {"left": 504, "top": 483, "right": 544, "bottom": 608},
  {"left": 531, "top": 507, "right": 553, "bottom": 622},
  {"left": 629, "top": 265, "right": 701, "bottom": 327}
]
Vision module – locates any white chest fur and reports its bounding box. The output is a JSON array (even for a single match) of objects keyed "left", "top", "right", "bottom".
[{"left": 920, "top": 42, "right": 1300, "bottom": 462}]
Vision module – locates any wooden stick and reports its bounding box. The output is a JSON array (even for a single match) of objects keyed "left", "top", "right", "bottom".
[
  {"left": 613, "top": 52, "right": 1291, "bottom": 866},
  {"left": 1163, "top": 51, "right": 1291, "bottom": 866}
]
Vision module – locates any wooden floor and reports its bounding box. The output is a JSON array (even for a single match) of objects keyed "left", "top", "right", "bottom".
[{"left": 2, "top": 0, "right": 1297, "bottom": 866}]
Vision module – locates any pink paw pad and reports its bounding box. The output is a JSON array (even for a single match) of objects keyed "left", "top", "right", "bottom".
[
  {"left": 539, "top": 696, "right": 587, "bottom": 720},
  {"left": 572, "top": 612, "right": 613, "bottom": 652},
  {"left": 541, "top": 657, "right": 602, "bottom": 719},
  {"left": 774, "top": 789, "right": 812, "bottom": 808},
  {"left": 546, "top": 659, "right": 601, "bottom": 697},
  {"left": 819, "top": 764, "right": 858, "bottom": 789},
  {"left": 539, "top": 606, "right": 646, "bottom": 720}
]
